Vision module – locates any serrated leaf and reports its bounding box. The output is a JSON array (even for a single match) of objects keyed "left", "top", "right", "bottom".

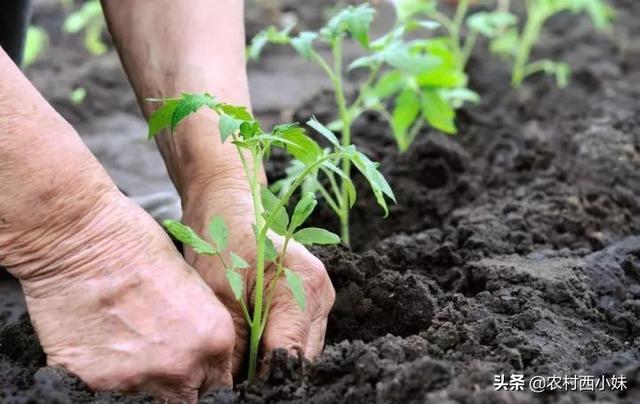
[
  {"left": 348, "top": 53, "right": 382, "bottom": 71},
  {"left": 380, "top": 43, "right": 441, "bottom": 76},
  {"left": 489, "top": 28, "right": 519, "bottom": 57},
  {"left": 171, "top": 93, "right": 217, "bottom": 131},
  {"left": 239, "top": 120, "right": 261, "bottom": 139},
  {"left": 391, "top": 88, "right": 421, "bottom": 152},
  {"left": 163, "top": 220, "right": 215, "bottom": 255},
  {"left": 219, "top": 115, "right": 241, "bottom": 143},
  {"left": 248, "top": 30, "right": 269, "bottom": 60},
  {"left": 306, "top": 117, "right": 340, "bottom": 147},
  {"left": 284, "top": 268, "right": 306, "bottom": 312},
  {"left": 218, "top": 103, "right": 254, "bottom": 121},
  {"left": 291, "top": 31, "right": 318, "bottom": 60},
  {"left": 225, "top": 269, "right": 244, "bottom": 301},
  {"left": 264, "top": 236, "right": 278, "bottom": 262},
  {"left": 248, "top": 25, "right": 293, "bottom": 60},
  {"left": 323, "top": 4, "right": 375, "bottom": 47},
  {"left": 290, "top": 193, "right": 317, "bottom": 231},
  {"left": 261, "top": 186, "right": 289, "bottom": 235},
  {"left": 351, "top": 152, "right": 396, "bottom": 216},
  {"left": 467, "top": 11, "right": 518, "bottom": 38},
  {"left": 293, "top": 227, "right": 340, "bottom": 245},
  {"left": 230, "top": 252, "right": 250, "bottom": 270},
  {"left": 208, "top": 216, "right": 229, "bottom": 252},
  {"left": 393, "top": 0, "right": 436, "bottom": 21},
  {"left": 321, "top": 161, "right": 357, "bottom": 207},
  {"left": 276, "top": 124, "right": 322, "bottom": 164},
  {"left": 422, "top": 89, "right": 456, "bottom": 134},
  {"left": 370, "top": 71, "right": 406, "bottom": 100},
  {"left": 413, "top": 39, "right": 466, "bottom": 88},
  {"left": 148, "top": 99, "right": 179, "bottom": 139}
]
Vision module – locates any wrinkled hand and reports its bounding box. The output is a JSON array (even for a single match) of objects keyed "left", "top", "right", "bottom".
[
  {"left": 181, "top": 176, "right": 336, "bottom": 376},
  {"left": 12, "top": 191, "right": 236, "bottom": 402}
]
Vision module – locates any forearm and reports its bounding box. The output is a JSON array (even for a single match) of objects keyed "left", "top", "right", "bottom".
[
  {"left": 102, "top": 0, "right": 260, "bottom": 198},
  {"left": 0, "top": 49, "right": 116, "bottom": 273}
]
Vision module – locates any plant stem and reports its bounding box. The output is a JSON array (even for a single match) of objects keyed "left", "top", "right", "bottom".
[
  {"left": 512, "top": 1, "right": 545, "bottom": 87},
  {"left": 234, "top": 141, "right": 266, "bottom": 383},
  {"left": 452, "top": 0, "right": 471, "bottom": 68},
  {"left": 247, "top": 231, "right": 264, "bottom": 382},
  {"left": 331, "top": 36, "right": 352, "bottom": 247},
  {"left": 215, "top": 251, "right": 253, "bottom": 326},
  {"left": 259, "top": 153, "right": 341, "bottom": 241},
  {"left": 258, "top": 236, "right": 291, "bottom": 335},
  {"left": 460, "top": 29, "right": 478, "bottom": 70}
]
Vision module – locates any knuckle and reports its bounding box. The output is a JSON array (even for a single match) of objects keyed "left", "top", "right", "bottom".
[
  {"left": 304, "top": 261, "right": 330, "bottom": 292},
  {"left": 200, "top": 310, "right": 235, "bottom": 359}
]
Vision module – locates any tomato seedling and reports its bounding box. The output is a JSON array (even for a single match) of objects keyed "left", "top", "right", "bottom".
[
  {"left": 483, "top": 0, "right": 613, "bottom": 87},
  {"left": 63, "top": 0, "right": 107, "bottom": 56},
  {"left": 147, "top": 93, "right": 394, "bottom": 382},
  {"left": 249, "top": 3, "right": 475, "bottom": 244}
]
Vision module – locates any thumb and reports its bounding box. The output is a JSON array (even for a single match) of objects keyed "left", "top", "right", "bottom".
[
  {"left": 260, "top": 279, "right": 311, "bottom": 374},
  {"left": 258, "top": 243, "right": 334, "bottom": 376}
]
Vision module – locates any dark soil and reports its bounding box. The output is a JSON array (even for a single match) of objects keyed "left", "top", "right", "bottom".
[{"left": 1, "top": 0, "right": 640, "bottom": 403}]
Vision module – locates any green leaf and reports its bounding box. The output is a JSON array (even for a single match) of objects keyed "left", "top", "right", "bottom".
[
  {"left": 306, "top": 117, "right": 340, "bottom": 147},
  {"left": 293, "top": 227, "right": 340, "bottom": 245},
  {"left": 69, "top": 87, "right": 87, "bottom": 105},
  {"left": 489, "top": 28, "right": 519, "bottom": 57},
  {"left": 370, "top": 71, "right": 406, "bottom": 100},
  {"left": 230, "top": 252, "right": 250, "bottom": 270},
  {"left": 208, "top": 216, "right": 229, "bottom": 252},
  {"left": 291, "top": 31, "right": 318, "bottom": 60},
  {"left": 23, "top": 26, "right": 48, "bottom": 67},
  {"left": 148, "top": 99, "right": 179, "bottom": 139},
  {"left": 422, "top": 89, "right": 456, "bottom": 134},
  {"left": 171, "top": 93, "right": 218, "bottom": 131},
  {"left": 264, "top": 236, "right": 278, "bottom": 262},
  {"left": 163, "top": 220, "right": 215, "bottom": 255},
  {"left": 261, "top": 186, "right": 289, "bottom": 235},
  {"left": 440, "top": 88, "right": 480, "bottom": 109},
  {"left": 379, "top": 43, "right": 441, "bottom": 76},
  {"left": 321, "top": 161, "right": 357, "bottom": 207},
  {"left": 391, "top": 89, "right": 421, "bottom": 152},
  {"left": 284, "top": 268, "right": 306, "bottom": 312},
  {"left": 225, "top": 269, "right": 244, "bottom": 301},
  {"left": 248, "top": 25, "right": 293, "bottom": 60},
  {"left": 219, "top": 115, "right": 241, "bottom": 143},
  {"left": 413, "top": 40, "right": 467, "bottom": 88},
  {"left": 348, "top": 54, "right": 382, "bottom": 71},
  {"left": 275, "top": 124, "right": 322, "bottom": 164},
  {"left": 218, "top": 103, "right": 254, "bottom": 121},
  {"left": 248, "top": 30, "right": 269, "bottom": 61},
  {"left": 467, "top": 11, "right": 518, "bottom": 38},
  {"left": 239, "top": 120, "right": 261, "bottom": 139},
  {"left": 290, "top": 193, "right": 317, "bottom": 231},
  {"left": 322, "top": 4, "right": 375, "bottom": 47},
  {"left": 351, "top": 152, "right": 396, "bottom": 216},
  {"left": 393, "top": 0, "right": 436, "bottom": 21}
]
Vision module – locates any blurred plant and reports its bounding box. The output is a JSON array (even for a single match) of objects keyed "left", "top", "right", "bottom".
[
  {"left": 23, "top": 26, "right": 49, "bottom": 66},
  {"left": 63, "top": 0, "right": 107, "bottom": 56},
  {"left": 147, "top": 93, "right": 393, "bottom": 381},
  {"left": 486, "top": 0, "right": 614, "bottom": 87},
  {"left": 69, "top": 87, "right": 87, "bottom": 105},
  {"left": 249, "top": 3, "right": 472, "bottom": 244}
]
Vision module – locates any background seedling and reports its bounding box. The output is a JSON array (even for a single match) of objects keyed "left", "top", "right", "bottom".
[
  {"left": 147, "top": 93, "right": 394, "bottom": 382},
  {"left": 63, "top": 0, "right": 108, "bottom": 56},
  {"left": 250, "top": 3, "right": 475, "bottom": 244},
  {"left": 23, "top": 26, "right": 48, "bottom": 67},
  {"left": 485, "top": 0, "right": 614, "bottom": 87}
]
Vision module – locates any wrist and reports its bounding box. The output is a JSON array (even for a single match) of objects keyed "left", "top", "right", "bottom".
[{"left": 156, "top": 110, "right": 266, "bottom": 200}]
